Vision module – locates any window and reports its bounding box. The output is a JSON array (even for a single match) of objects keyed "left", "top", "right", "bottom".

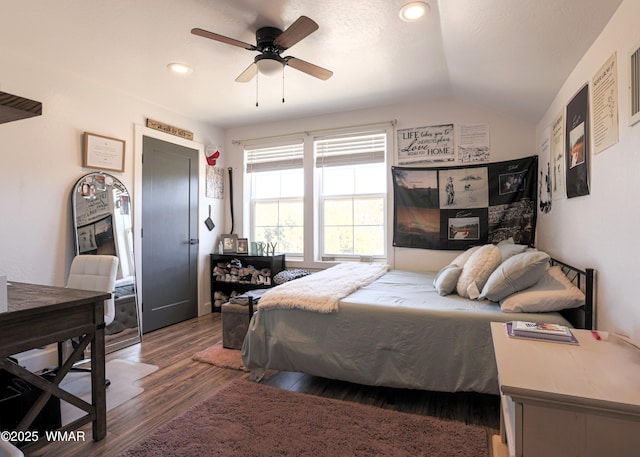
[
  {"left": 315, "top": 132, "right": 387, "bottom": 260},
  {"left": 246, "top": 142, "right": 304, "bottom": 256},
  {"left": 244, "top": 127, "right": 389, "bottom": 264}
]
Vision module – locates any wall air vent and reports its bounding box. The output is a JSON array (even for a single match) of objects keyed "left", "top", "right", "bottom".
[
  {"left": 0, "top": 91, "right": 42, "bottom": 125},
  {"left": 631, "top": 41, "right": 640, "bottom": 126}
]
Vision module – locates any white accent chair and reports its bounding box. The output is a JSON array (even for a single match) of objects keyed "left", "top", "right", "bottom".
[
  {"left": 66, "top": 255, "right": 119, "bottom": 327},
  {"left": 59, "top": 255, "right": 119, "bottom": 381}
]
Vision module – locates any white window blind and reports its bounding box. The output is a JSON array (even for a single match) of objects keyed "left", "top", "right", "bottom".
[
  {"left": 245, "top": 141, "right": 304, "bottom": 173},
  {"left": 315, "top": 132, "right": 386, "bottom": 168}
]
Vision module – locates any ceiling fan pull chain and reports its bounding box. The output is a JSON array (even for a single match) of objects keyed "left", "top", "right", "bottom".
[
  {"left": 282, "top": 66, "right": 285, "bottom": 104},
  {"left": 255, "top": 72, "right": 259, "bottom": 107}
]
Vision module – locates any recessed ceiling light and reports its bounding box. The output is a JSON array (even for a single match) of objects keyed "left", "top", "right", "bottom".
[
  {"left": 167, "top": 62, "right": 193, "bottom": 74},
  {"left": 399, "top": 1, "right": 430, "bottom": 22}
]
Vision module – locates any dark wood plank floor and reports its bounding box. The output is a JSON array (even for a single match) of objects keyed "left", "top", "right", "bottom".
[{"left": 29, "top": 313, "right": 500, "bottom": 457}]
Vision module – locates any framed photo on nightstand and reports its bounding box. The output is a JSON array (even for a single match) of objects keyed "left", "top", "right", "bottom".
[
  {"left": 221, "top": 234, "right": 238, "bottom": 254},
  {"left": 237, "top": 238, "right": 248, "bottom": 254}
]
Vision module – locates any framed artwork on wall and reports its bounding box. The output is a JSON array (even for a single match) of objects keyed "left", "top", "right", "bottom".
[
  {"left": 83, "top": 132, "right": 125, "bottom": 172},
  {"left": 565, "top": 84, "right": 590, "bottom": 198}
]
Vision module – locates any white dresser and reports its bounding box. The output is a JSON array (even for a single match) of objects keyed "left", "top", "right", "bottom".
[{"left": 490, "top": 322, "right": 640, "bottom": 457}]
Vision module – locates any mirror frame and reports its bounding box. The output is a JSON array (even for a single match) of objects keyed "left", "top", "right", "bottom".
[{"left": 71, "top": 172, "right": 141, "bottom": 353}]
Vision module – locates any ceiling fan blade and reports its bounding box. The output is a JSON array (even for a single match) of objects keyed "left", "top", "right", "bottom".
[
  {"left": 285, "top": 57, "right": 333, "bottom": 81},
  {"left": 235, "top": 62, "right": 258, "bottom": 83},
  {"left": 274, "top": 16, "right": 318, "bottom": 50},
  {"left": 191, "top": 28, "right": 256, "bottom": 50}
]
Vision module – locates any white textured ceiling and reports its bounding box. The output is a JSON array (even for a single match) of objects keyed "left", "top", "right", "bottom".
[{"left": 1, "top": 0, "right": 622, "bottom": 128}]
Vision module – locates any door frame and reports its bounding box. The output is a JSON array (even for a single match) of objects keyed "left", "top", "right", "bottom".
[{"left": 133, "top": 124, "right": 207, "bottom": 323}]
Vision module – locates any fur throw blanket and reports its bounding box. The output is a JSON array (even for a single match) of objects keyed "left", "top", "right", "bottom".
[{"left": 258, "top": 263, "right": 389, "bottom": 313}]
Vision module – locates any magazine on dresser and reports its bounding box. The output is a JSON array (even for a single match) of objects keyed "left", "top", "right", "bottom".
[{"left": 507, "top": 321, "right": 579, "bottom": 344}]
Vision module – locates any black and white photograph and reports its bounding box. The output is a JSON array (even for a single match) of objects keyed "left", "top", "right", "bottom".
[
  {"left": 76, "top": 215, "right": 116, "bottom": 255},
  {"left": 458, "top": 124, "right": 490, "bottom": 163},
  {"left": 438, "top": 168, "right": 488, "bottom": 209},
  {"left": 488, "top": 200, "right": 536, "bottom": 246},
  {"left": 77, "top": 225, "right": 97, "bottom": 253}
]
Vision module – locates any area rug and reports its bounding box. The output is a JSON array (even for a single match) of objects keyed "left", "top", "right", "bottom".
[
  {"left": 117, "top": 379, "right": 488, "bottom": 457},
  {"left": 60, "top": 359, "right": 158, "bottom": 424},
  {"left": 192, "top": 341, "right": 248, "bottom": 372}
]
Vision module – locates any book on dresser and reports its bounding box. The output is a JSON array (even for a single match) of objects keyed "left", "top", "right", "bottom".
[{"left": 507, "top": 321, "right": 579, "bottom": 344}]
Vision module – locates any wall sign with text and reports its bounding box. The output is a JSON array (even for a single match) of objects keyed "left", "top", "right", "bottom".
[{"left": 397, "top": 124, "right": 455, "bottom": 165}]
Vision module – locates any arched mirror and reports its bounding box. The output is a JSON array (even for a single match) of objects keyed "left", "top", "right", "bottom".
[{"left": 72, "top": 172, "right": 140, "bottom": 352}]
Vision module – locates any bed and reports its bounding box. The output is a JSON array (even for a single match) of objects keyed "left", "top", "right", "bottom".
[{"left": 241, "top": 248, "right": 594, "bottom": 395}]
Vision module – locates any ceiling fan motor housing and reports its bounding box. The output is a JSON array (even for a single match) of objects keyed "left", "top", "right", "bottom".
[{"left": 256, "top": 26, "right": 283, "bottom": 52}]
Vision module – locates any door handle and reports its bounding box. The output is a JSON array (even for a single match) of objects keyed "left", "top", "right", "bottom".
[{"left": 189, "top": 238, "right": 199, "bottom": 245}]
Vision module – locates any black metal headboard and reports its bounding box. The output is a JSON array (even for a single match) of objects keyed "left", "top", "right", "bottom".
[{"left": 550, "top": 257, "right": 595, "bottom": 330}]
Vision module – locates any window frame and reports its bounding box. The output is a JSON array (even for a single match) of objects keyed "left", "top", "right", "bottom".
[
  {"left": 243, "top": 126, "right": 391, "bottom": 266},
  {"left": 245, "top": 140, "right": 305, "bottom": 258},
  {"left": 314, "top": 130, "right": 388, "bottom": 262}
]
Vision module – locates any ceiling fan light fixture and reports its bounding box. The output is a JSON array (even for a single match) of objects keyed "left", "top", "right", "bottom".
[
  {"left": 399, "top": 1, "right": 430, "bottom": 22},
  {"left": 256, "top": 58, "right": 284, "bottom": 76},
  {"left": 167, "top": 62, "right": 193, "bottom": 74}
]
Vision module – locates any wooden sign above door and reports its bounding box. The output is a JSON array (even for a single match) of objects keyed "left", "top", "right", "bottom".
[{"left": 146, "top": 118, "right": 194, "bottom": 141}]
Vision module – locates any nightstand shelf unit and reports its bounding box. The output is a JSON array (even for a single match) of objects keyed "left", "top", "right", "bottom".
[{"left": 209, "top": 254, "right": 285, "bottom": 311}]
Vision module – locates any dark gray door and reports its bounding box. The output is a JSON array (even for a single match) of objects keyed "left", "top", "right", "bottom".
[{"left": 141, "top": 136, "right": 198, "bottom": 333}]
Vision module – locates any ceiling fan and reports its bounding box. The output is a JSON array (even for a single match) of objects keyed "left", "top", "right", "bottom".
[{"left": 191, "top": 16, "right": 333, "bottom": 83}]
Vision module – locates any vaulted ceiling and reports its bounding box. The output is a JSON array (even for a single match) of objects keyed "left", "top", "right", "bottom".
[{"left": 1, "top": 0, "right": 622, "bottom": 128}]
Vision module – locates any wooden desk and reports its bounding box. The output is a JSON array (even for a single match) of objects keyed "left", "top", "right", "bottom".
[
  {"left": 490, "top": 322, "right": 640, "bottom": 457},
  {"left": 0, "top": 282, "right": 110, "bottom": 448}
]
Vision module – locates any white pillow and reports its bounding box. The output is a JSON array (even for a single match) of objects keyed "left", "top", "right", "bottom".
[
  {"left": 433, "top": 264, "right": 462, "bottom": 296},
  {"left": 496, "top": 237, "right": 528, "bottom": 261},
  {"left": 480, "top": 250, "right": 550, "bottom": 302},
  {"left": 456, "top": 244, "right": 502, "bottom": 298},
  {"left": 451, "top": 245, "right": 481, "bottom": 268},
  {"left": 500, "top": 265, "right": 585, "bottom": 312}
]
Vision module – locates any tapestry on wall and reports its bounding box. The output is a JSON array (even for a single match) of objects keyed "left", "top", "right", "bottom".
[{"left": 392, "top": 156, "right": 538, "bottom": 250}]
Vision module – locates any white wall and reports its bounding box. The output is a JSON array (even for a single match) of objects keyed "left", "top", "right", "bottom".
[
  {"left": 224, "top": 97, "right": 536, "bottom": 271},
  {"left": 535, "top": 0, "right": 640, "bottom": 343},
  {"left": 0, "top": 48, "right": 224, "bottom": 319}
]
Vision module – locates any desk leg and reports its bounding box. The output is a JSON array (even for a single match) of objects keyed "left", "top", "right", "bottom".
[{"left": 91, "top": 299, "right": 107, "bottom": 441}]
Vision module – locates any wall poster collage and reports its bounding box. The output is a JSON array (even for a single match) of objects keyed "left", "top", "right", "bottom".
[
  {"left": 392, "top": 156, "right": 538, "bottom": 250},
  {"left": 542, "top": 52, "right": 618, "bottom": 204}
]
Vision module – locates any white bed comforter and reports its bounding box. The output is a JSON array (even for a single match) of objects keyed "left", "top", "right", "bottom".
[{"left": 258, "top": 262, "right": 389, "bottom": 313}]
